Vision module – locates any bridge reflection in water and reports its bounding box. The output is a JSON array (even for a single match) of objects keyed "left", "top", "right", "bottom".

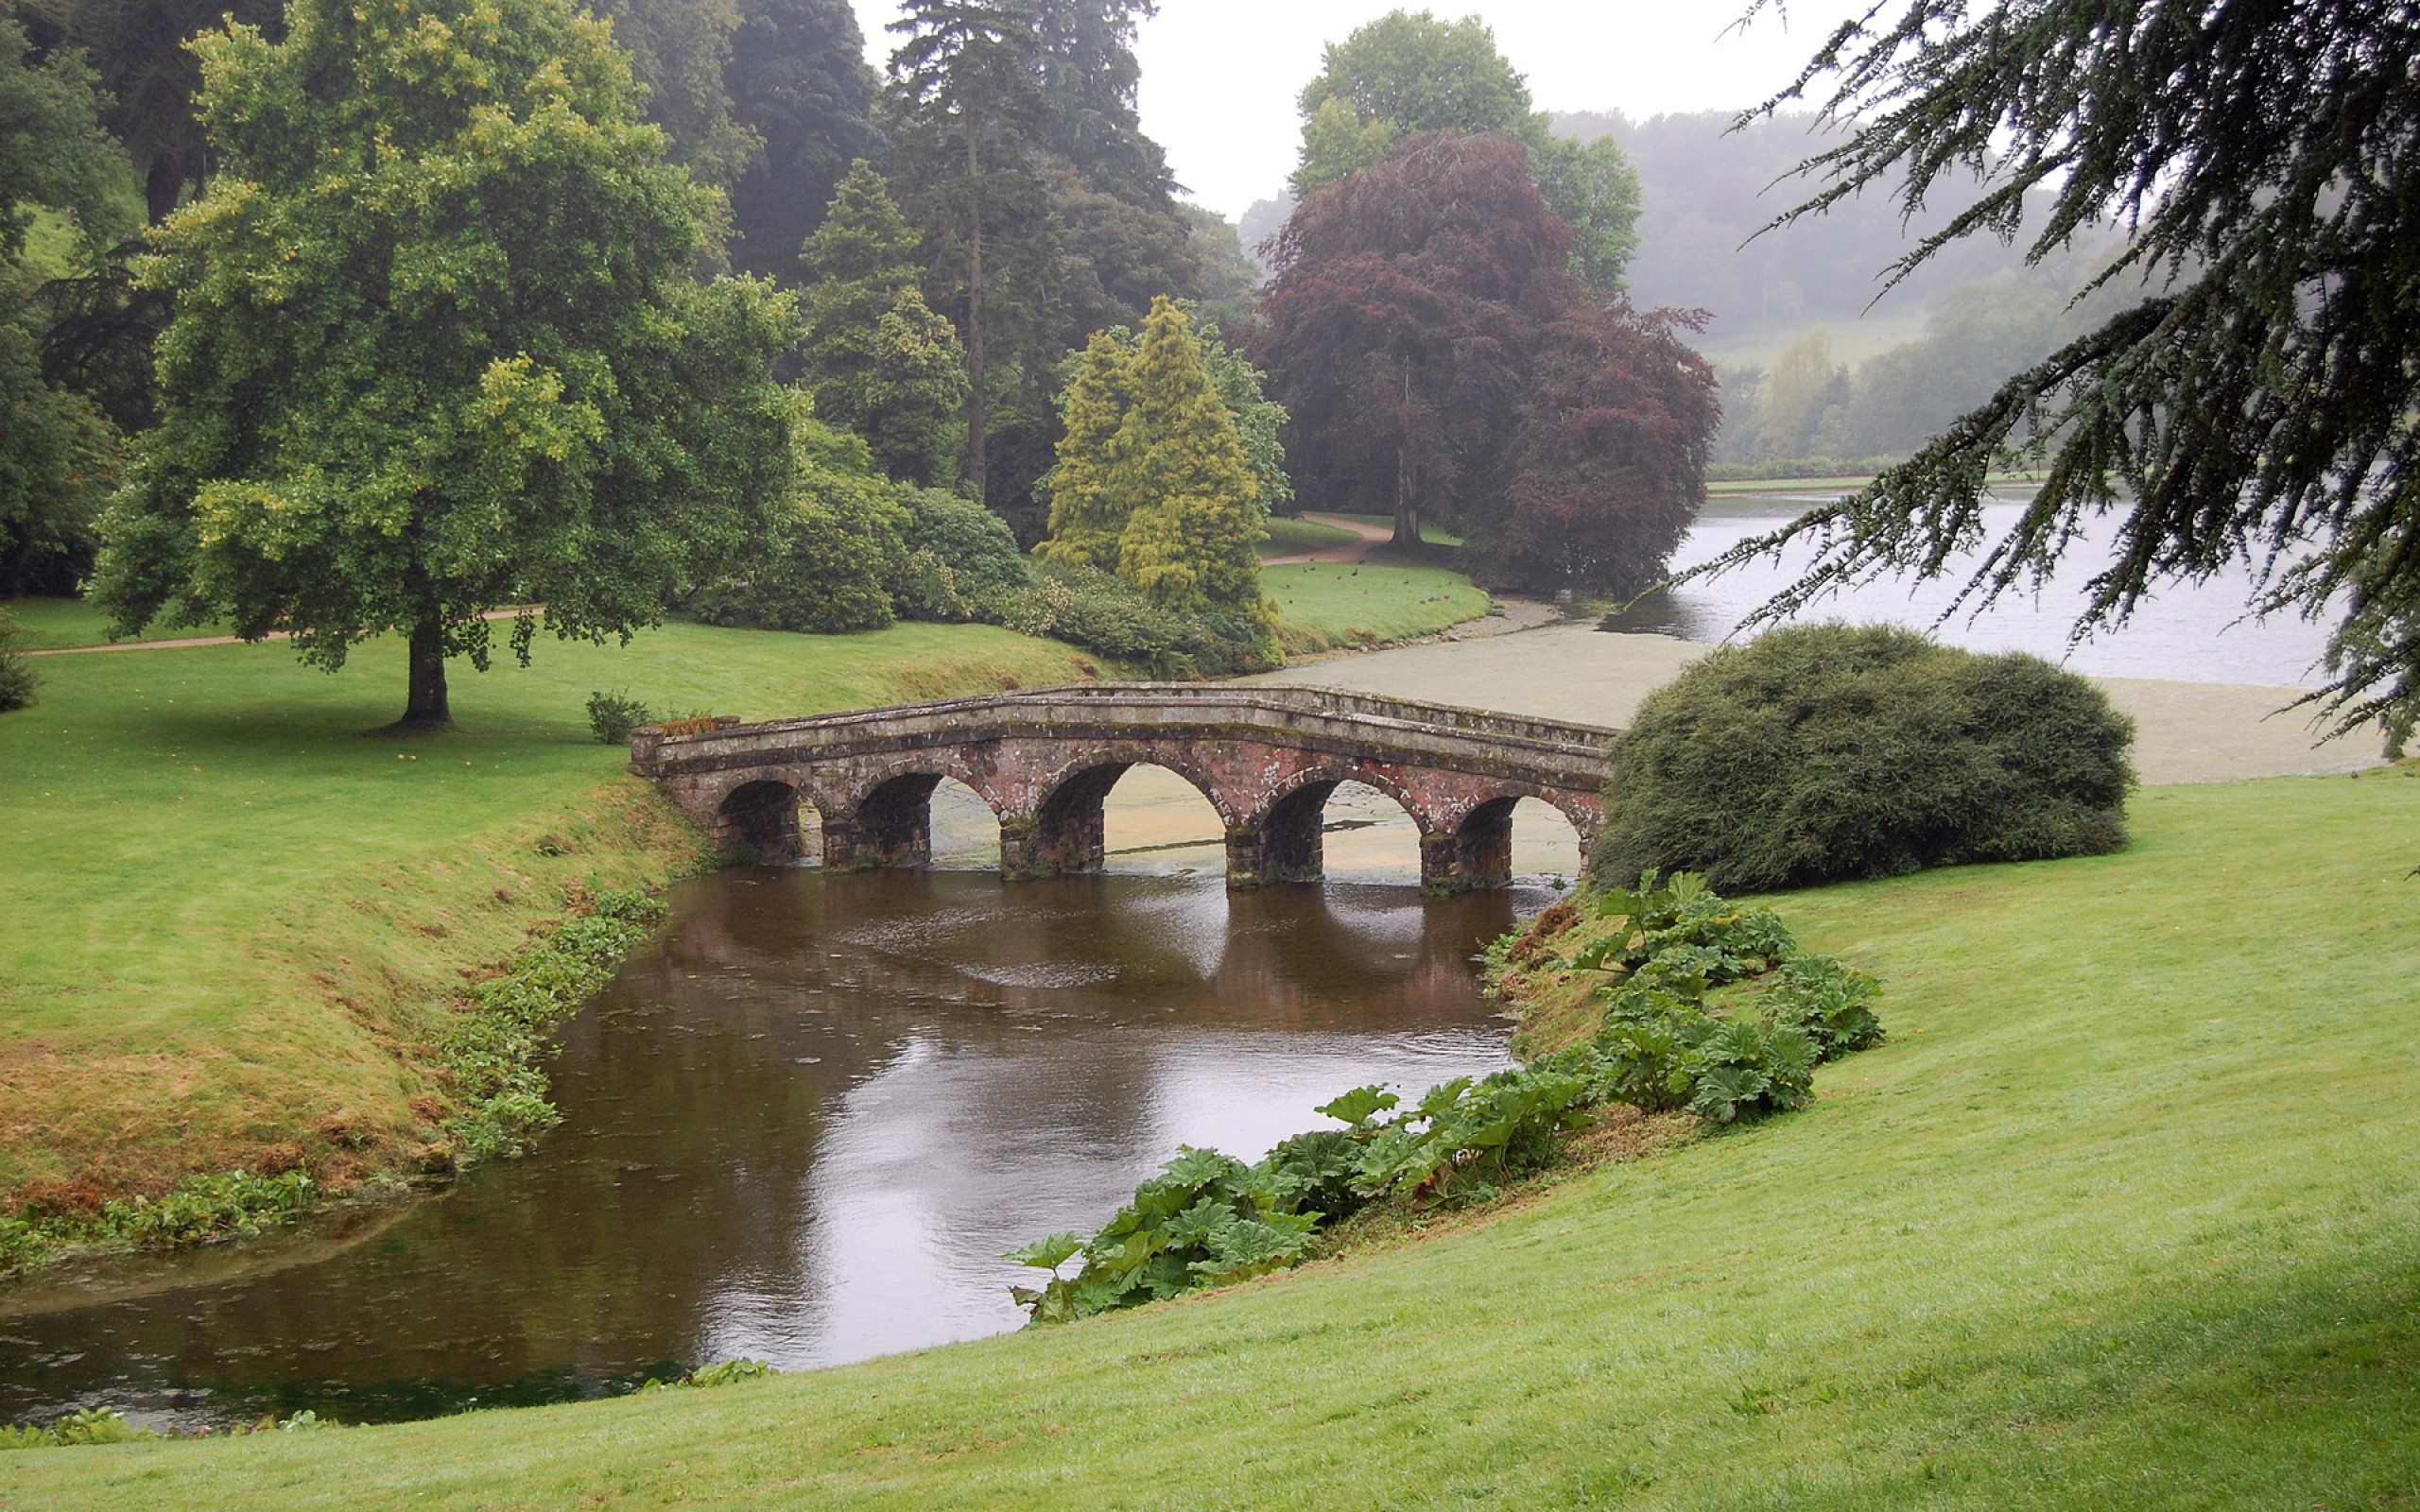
[{"left": 631, "top": 684, "right": 1615, "bottom": 896}]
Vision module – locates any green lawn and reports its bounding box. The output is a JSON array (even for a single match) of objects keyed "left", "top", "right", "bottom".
[
  {"left": 4, "top": 595, "right": 232, "bottom": 649},
  {"left": 9, "top": 770, "right": 2417, "bottom": 1507},
  {"left": 0, "top": 551, "right": 1487, "bottom": 1202},
  {"left": 1258, "top": 516, "right": 1362, "bottom": 556},
  {"left": 1263, "top": 561, "right": 1492, "bottom": 653},
  {"left": 0, "top": 618, "right": 1109, "bottom": 1198}
]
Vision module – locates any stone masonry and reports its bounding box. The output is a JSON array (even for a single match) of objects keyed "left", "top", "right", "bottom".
[{"left": 627, "top": 683, "right": 1615, "bottom": 895}]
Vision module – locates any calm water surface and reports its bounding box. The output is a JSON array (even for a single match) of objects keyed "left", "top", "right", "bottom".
[
  {"left": 1, "top": 837, "right": 1561, "bottom": 1430},
  {"left": 1608, "top": 490, "right": 2337, "bottom": 687}
]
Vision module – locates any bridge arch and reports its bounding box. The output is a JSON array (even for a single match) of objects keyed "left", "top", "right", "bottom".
[
  {"left": 1011, "top": 752, "right": 1237, "bottom": 881},
  {"left": 716, "top": 778, "right": 804, "bottom": 863},
  {"left": 1245, "top": 764, "right": 1433, "bottom": 885}
]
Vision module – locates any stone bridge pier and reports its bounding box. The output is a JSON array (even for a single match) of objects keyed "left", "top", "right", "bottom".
[{"left": 631, "top": 685, "right": 1615, "bottom": 896}]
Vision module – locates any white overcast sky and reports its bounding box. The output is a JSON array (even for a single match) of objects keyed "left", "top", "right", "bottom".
[{"left": 847, "top": 1, "right": 1875, "bottom": 220}]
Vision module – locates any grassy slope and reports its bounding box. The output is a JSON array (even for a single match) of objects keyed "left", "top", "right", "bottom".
[
  {"left": 0, "top": 621, "right": 1107, "bottom": 1199},
  {"left": 1264, "top": 561, "right": 1491, "bottom": 654},
  {"left": 10, "top": 770, "right": 2416, "bottom": 1507}
]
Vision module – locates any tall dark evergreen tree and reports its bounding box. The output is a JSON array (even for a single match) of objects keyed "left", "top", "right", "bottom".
[
  {"left": 1706, "top": 0, "right": 2420, "bottom": 750},
  {"left": 724, "top": 0, "right": 883, "bottom": 283},
  {"left": 886, "top": 0, "right": 1051, "bottom": 509},
  {"left": 1031, "top": 0, "right": 1170, "bottom": 208}
]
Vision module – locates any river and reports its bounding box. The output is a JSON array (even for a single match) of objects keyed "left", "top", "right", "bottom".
[{"left": 1, "top": 794, "right": 1568, "bottom": 1431}]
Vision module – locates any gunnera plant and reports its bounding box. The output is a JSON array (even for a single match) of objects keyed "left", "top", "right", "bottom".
[{"left": 1588, "top": 622, "right": 2135, "bottom": 891}]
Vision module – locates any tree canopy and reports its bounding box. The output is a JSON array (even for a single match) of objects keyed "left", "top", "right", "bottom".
[
  {"left": 90, "top": 0, "right": 804, "bottom": 725},
  {"left": 1257, "top": 131, "right": 1712, "bottom": 595},
  {"left": 0, "top": 9, "right": 127, "bottom": 593},
  {"left": 1710, "top": 0, "right": 2420, "bottom": 751},
  {"left": 1038, "top": 297, "right": 1277, "bottom": 665},
  {"left": 885, "top": 0, "right": 1203, "bottom": 537},
  {"left": 723, "top": 0, "right": 884, "bottom": 282},
  {"left": 798, "top": 160, "right": 969, "bottom": 486},
  {"left": 1288, "top": 9, "right": 1638, "bottom": 294}
]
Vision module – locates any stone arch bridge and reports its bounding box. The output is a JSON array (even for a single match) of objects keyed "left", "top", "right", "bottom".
[{"left": 628, "top": 684, "right": 1616, "bottom": 895}]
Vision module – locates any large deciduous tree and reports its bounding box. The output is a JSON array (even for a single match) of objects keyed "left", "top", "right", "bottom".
[
  {"left": 1257, "top": 132, "right": 1714, "bottom": 595},
  {"left": 1288, "top": 8, "right": 1638, "bottom": 294},
  {"left": 1716, "top": 0, "right": 2420, "bottom": 751},
  {"left": 91, "top": 0, "right": 794, "bottom": 727},
  {"left": 1, "top": 9, "right": 127, "bottom": 594},
  {"left": 1258, "top": 132, "right": 1563, "bottom": 548}
]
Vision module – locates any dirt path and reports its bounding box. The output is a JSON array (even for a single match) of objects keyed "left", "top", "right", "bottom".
[{"left": 1261, "top": 512, "right": 1396, "bottom": 565}]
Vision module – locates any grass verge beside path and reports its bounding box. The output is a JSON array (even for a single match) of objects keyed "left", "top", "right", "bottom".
[
  {"left": 0, "top": 621, "right": 1107, "bottom": 1211},
  {"left": 3, "top": 596, "right": 232, "bottom": 650},
  {"left": 1264, "top": 561, "right": 1492, "bottom": 655},
  {"left": 10, "top": 769, "right": 2416, "bottom": 1506},
  {"left": 1257, "top": 516, "right": 1361, "bottom": 557}
]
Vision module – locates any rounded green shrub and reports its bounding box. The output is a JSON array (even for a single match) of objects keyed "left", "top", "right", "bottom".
[
  {"left": 0, "top": 609, "right": 35, "bottom": 713},
  {"left": 1588, "top": 623, "right": 2136, "bottom": 891}
]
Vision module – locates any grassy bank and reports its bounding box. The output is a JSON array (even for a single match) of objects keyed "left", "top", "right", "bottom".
[
  {"left": 1264, "top": 561, "right": 1492, "bottom": 654},
  {"left": 0, "top": 620, "right": 1109, "bottom": 1213},
  {"left": 9, "top": 769, "right": 2414, "bottom": 1506}
]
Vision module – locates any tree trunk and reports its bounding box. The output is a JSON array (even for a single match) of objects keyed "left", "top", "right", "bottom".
[
  {"left": 146, "top": 154, "right": 182, "bottom": 225},
  {"left": 964, "top": 124, "right": 988, "bottom": 505},
  {"left": 1392, "top": 444, "right": 1420, "bottom": 547},
  {"left": 402, "top": 618, "right": 451, "bottom": 727}
]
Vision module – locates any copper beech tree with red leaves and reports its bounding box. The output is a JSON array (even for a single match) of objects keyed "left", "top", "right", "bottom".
[{"left": 1253, "top": 131, "right": 1717, "bottom": 596}]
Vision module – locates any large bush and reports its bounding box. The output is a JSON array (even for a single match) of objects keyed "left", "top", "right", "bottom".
[
  {"left": 1590, "top": 623, "right": 2135, "bottom": 891},
  {"left": 892, "top": 487, "right": 1035, "bottom": 622},
  {"left": 684, "top": 420, "right": 906, "bottom": 634}
]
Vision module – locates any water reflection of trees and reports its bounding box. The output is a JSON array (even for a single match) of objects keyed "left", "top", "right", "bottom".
[{"left": 3, "top": 870, "right": 1530, "bottom": 1429}]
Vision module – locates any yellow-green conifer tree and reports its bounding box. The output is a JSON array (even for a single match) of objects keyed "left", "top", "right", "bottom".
[
  {"left": 1113, "top": 299, "right": 1277, "bottom": 662},
  {"left": 1034, "top": 328, "right": 1142, "bottom": 569}
]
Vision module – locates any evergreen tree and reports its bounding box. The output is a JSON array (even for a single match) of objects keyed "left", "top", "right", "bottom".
[
  {"left": 724, "top": 0, "right": 883, "bottom": 282},
  {"left": 90, "top": 0, "right": 817, "bottom": 726},
  {"left": 1038, "top": 300, "right": 1277, "bottom": 664},
  {"left": 1715, "top": 0, "right": 2420, "bottom": 746},
  {"left": 798, "top": 161, "right": 968, "bottom": 485},
  {"left": 1114, "top": 301, "right": 1272, "bottom": 644},
  {"left": 886, "top": 0, "right": 1051, "bottom": 507},
  {"left": 594, "top": 0, "right": 758, "bottom": 196},
  {"left": 1031, "top": 0, "right": 1172, "bottom": 209},
  {"left": 1034, "top": 327, "right": 1141, "bottom": 568}
]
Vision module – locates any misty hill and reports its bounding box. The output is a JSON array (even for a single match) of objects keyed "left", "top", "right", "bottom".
[{"left": 1554, "top": 108, "right": 2043, "bottom": 363}]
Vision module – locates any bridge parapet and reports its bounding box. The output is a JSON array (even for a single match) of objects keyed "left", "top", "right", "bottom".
[{"left": 629, "top": 683, "right": 1615, "bottom": 894}]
